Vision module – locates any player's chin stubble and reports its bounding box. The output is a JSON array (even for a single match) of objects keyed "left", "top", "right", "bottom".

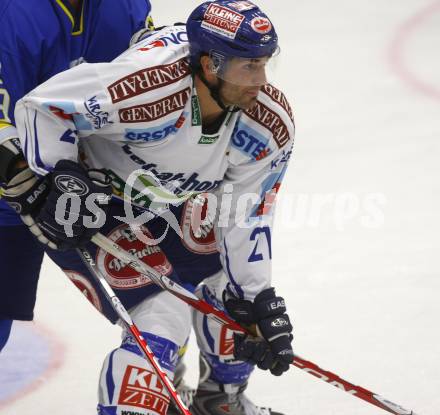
[{"left": 221, "top": 87, "right": 258, "bottom": 110}]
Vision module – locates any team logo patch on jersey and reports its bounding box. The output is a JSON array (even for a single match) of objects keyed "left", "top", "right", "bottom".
[
  {"left": 108, "top": 58, "right": 190, "bottom": 103},
  {"left": 119, "top": 88, "right": 191, "bottom": 123},
  {"left": 245, "top": 100, "right": 291, "bottom": 148},
  {"left": 54, "top": 175, "right": 89, "bottom": 195},
  {"left": 96, "top": 224, "right": 172, "bottom": 290},
  {"left": 118, "top": 365, "right": 170, "bottom": 415},
  {"left": 250, "top": 17, "right": 272, "bottom": 34},
  {"left": 202, "top": 3, "right": 245, "bottom": 40},
  {"left": 180, "top": 198, "right": 217, "bottom": 254}
]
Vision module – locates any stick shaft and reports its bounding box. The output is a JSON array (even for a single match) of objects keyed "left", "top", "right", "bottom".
[
  {"left": 292, "top": 356, "right": 418, "bottom": 415},
  {"left": 77, "top": 247, "right": 191, "bottom": 415}
]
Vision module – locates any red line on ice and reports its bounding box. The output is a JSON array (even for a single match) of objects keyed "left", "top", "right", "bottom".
[
  {"left": 388, "top": 0, "right": 440, "bottom": 101},
  {"left": 0, "top": 322, "right": 65, "bottom": 410}
]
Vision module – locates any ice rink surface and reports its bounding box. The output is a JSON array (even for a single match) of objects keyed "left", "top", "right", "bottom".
[{"left": 1, "top": 1, "right": 439, "bottom": 414}]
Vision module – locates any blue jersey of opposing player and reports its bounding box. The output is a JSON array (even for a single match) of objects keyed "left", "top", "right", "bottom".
[{"left": 0, "top": 0, "right": 152, "bottom": 225}]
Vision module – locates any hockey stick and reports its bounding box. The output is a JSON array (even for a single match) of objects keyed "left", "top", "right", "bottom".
[
  {"left": 90, "top": 232, "right": 420, "bottom": 415},
  {"left": 77, "top": 247, "right": 192, "bottom": 415}
]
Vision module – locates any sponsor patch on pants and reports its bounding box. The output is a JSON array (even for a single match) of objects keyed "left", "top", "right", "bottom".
[{"left": 118, "top": 365, "right": 170, "bottom": 415}]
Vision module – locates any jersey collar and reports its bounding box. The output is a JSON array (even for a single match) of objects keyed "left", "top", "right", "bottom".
[{"left": 55, "top": 0, "right": 85, "bottom": 35}]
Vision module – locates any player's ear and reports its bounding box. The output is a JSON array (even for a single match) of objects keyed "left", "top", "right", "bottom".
[{"left": 200, "top": 55, "right": 217, "bottom": 83}]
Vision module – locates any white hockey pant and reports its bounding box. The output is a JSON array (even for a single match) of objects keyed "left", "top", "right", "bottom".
[
  {"left": 98, "top": 272, "right": 254, "bottom": 415},
  {"left": 98, "top": 289, "right": 190, "bottom": 415}
]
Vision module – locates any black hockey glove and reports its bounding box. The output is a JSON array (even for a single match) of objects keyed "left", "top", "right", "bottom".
[
  {"left": 1, "top": 136, "right": 50, "bottom": 216},
  {"left": 2, "top": 165, "right": 55, "bottom": 245},
  {"left": 2, "top": 167, "right": 49, "bottom": 215},
  {"left": 35, "top": 160, "right": 112, "bottom": 250},
  {"left": 224, "top": 287, "right": 294, "bottom": 376},
  {"left": 4, "top": 160, "right": 112, "bottom": 250}
]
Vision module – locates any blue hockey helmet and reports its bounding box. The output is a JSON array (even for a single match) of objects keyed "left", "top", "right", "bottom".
[{"left": 186, "top": 1, "right": 279, "bottom": 68}]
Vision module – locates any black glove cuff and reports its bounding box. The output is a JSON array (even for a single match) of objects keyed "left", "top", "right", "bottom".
[
  {"left": 223, "top": 286, "right": 289, "bottom": 325},
  {"left": 2, "top": 169, "right": 50, "bottom": 215},
  {"left": 223, "top": 291, "right": 256, "bottom": 325}
]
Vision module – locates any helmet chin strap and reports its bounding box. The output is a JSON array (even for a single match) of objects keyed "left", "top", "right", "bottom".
[{"left": 198, "top": 72, "right": 240, "bottom": 113}]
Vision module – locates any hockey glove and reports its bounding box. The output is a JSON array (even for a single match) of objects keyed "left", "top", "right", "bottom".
[
  {"left": 224, "top": 287, "right": 294, "bottom": 376},
  {"left": 5, "top": 160, "right": 112, "bottom": 250},
  {"left": 2, "top": 166, "right": 56, "bottom": 245},
  {"left": 33, "top": 160, "right": 113, "bottom": 250}
]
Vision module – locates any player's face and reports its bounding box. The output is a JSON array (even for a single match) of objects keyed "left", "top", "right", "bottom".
[
  {"left": 218, "top": 57, "right": 269, "bottom": 109},
  {"left": 219, "top": 80, "right": 262, "bottom": 110}
]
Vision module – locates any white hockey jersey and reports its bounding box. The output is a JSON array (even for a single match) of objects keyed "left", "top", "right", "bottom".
[{"left": 14, "top": 25, "right": 294, "bottom": 300}]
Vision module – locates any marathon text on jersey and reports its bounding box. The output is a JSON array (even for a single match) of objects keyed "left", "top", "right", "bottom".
[{"left": 111, "top": 145, "right": 224, "bottom": 197}]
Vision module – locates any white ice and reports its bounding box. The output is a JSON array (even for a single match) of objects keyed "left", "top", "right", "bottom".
[{"left": 1, "top": 1, "right": 439, "bottom": 414}]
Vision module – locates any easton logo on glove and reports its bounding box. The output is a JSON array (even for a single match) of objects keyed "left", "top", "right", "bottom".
[
  {"left": 18, "top": 159, "right": 114, "bottom": 250},
  {"left": 2, "top": 168, "right": 50, "bottom": 216},
  {"left": 54, "top": 174, "right": 90, "bottom": 195},
  {"left": 271, "top": 317, "right": 289, "bottom": 328},
  {"left": 268, "top": 299, "right": 285, "bottom": 311},
  {"left": 224, "top": 286, "right": 294, "bottom": 376}
]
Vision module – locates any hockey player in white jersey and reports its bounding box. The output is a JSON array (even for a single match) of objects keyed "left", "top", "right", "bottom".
[{"left": 8, "top": 1, "right": 295, "bottom": 414}]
